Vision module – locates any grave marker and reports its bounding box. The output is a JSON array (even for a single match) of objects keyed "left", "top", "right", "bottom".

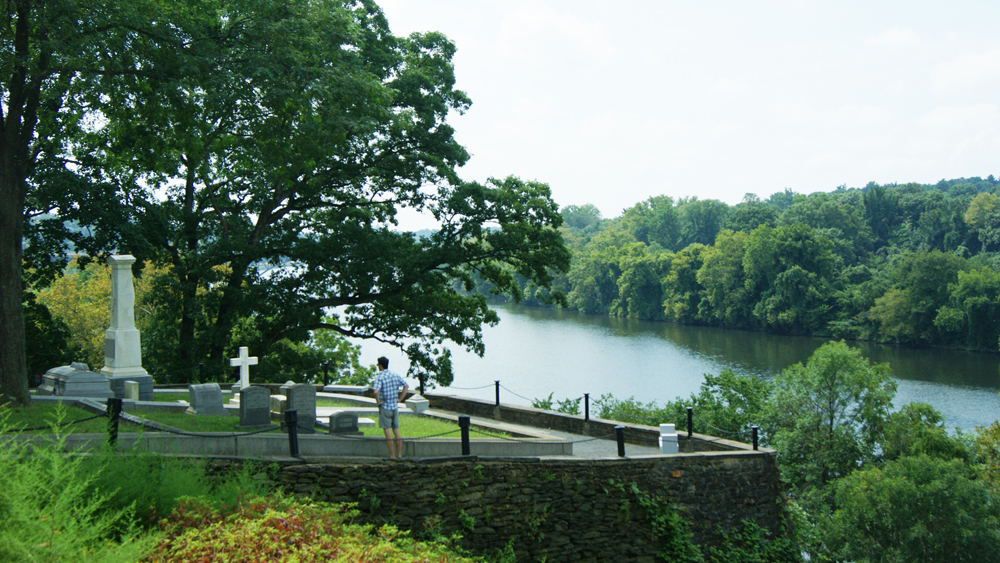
[
  {"left": 123, "top": 380, "right": 140, "bottom": 402},
  {"left": 38, "top": 363, "right": 113, "bottom": 399},
  {"left": 283, "top": 384, "right": 316, "bottom": 434},
  {"left": 236, "top": 386, "right": 273, "bottom": 430},
  {"left": 230, "top": 347, "right": 258, "bottom": 390},
  {"left": 100, "top": 255, "right": 153, "bottom": 400},
  {"left": 659, "top": 423, "right": 678, "bottom": 454},
  {"left": 329, "top": 412, "right": 362, "bottom": 436},
  {"left": 187, "top": 383, "right": 228, "bottom": 416}
]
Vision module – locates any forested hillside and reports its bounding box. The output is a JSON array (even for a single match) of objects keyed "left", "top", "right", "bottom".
[{"left": 501, "top": 176, "right": 1000, "bottom": 352}]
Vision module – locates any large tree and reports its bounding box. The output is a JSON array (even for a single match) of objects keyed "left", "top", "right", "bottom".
[
  {"left": 1, "top": 0, "right": 195, "bottom": 405},
  {"left": 78, "top": 0, "right": 569, "bottom": 385},
  {"left": 3, "top": 0, "right": 569, "bottom": 401}
]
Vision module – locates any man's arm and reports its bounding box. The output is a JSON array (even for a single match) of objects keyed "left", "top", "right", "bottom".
[{"left": 398, "top": 384, "right": 409, "bottom": 404}]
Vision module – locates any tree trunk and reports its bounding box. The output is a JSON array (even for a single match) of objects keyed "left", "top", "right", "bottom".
[{"left": 0, "top": 153, "right": 29, "bottom": 406}]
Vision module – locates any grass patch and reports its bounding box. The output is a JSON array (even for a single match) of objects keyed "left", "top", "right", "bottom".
[
  {"left": 4, "top": 404, "right": 508, "bottom": 438},
  {"left": 357, "top": 415, "right": 507, "bottom": 439},
  {"left": 3, "top": 402, "right": 110, "bottom": 434}
]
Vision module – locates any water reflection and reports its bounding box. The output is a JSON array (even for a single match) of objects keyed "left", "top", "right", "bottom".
[{"left": 358, "top": 304, "right": 1000, "bottom": 430}]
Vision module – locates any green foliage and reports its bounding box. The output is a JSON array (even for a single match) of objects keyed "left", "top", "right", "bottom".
[
  {"left": 144, "top": 495, "right": 476, "bottom": 562},
  {"left": 705, "top": 520, "right": 802, "bottom": 563},
  {"left": 596, "top": 370, "right": 769, "bottom": 439},
  {"left": 82, "top": 449, "right": 274, "bottom": 528},
  {"left": 723, "top": 195, "right": 779, "bottom": 233},
  {"left": 0, "top": 409, "right": 160, "bottom": 562},
  {"left": 22, "top": 290, "right": 78, "bottom": 382},
  {"left": 765, "top": 341, "right": 896, "bottom": 494},
  {"left": 662, "top": 243, "right": 709, "bottom": 323},
  {"left": 533, "top": 393, "right": 583, "bottom": 415},
  {"left": 965, "top": 192, "right": 1000, "bottom": 251},
  {"left": 973, "top": 420, "right": 1000, "bottom": 491},
  {"left": 869, "top": 251, "right": 968, "bottom": 345},
  {"left": 825, "top": 455, "right": 1000, "bottom": 563},
  {"left": 881, "top": 403, "right": 970, "bottom": 463},
  {"left": 622, "top": 195, "right": 681, "bottom": 250},
  {"left": 609, "top": 480, "right": 703, "bottom": 563}
]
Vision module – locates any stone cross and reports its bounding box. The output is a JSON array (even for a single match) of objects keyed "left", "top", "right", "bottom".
[{"left": 230, "top": 347, "right": 258, "bottom": 389}]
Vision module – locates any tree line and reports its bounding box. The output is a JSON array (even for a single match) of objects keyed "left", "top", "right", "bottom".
[{"left": 502, "top": 176, "right": 1000, "bottom": 353}]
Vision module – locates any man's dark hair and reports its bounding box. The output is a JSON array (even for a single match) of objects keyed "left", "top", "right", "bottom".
[{"left": 377, "top": 356, "right": 389, "bottom": 370}]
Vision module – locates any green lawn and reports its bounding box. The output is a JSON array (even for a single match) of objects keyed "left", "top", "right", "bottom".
[
  {"left": 153, "top": 392, "right": 190, "bottom": 402},
  {"left": 2, "top": 403, "right": 507, "bottom": 438}
]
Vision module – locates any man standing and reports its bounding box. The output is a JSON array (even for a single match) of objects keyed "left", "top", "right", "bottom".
[{"left": 372, "top": 356, "right": 408, "bottom": 459}]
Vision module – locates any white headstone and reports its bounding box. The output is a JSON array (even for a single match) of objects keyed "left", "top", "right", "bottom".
[
  {"left": 229, "top": 347, "right": 258, "bottom": 389},
  {"left": 99, "top": 255, "right": 149, "bottom": 381},
  {"left": 123, "top": 380, "right": 140, "bottom": 401},
  {"left": 659, "top": 423, "right": 678, "bottom": 454},
  {"left": 404, "top": 393, "right": 430, "bottom": 414}
]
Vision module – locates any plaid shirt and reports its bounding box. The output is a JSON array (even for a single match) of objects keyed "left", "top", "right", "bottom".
[{"left": 373, "top": 369, "right": 407, "bottom": 411}]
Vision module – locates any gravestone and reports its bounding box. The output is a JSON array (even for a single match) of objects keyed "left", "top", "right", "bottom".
[
  {"left": 329, "top": 412, "right": 362, "bottom": 436},
  {"left": 659, "top": 423, "right": 678, "bottom": 455},
  {"left": 187, "top": 383, "right": 227, "bottom": 416},
  {"left": 236, "top": 386, "right": 273, "bottom": 430},
  {"left": 270, "top": 395, "right": 287, "bottom": 414},
  {"left": 230, "top": 347, "right": 258, "bottom": 390},
  {"left": 283, "top": 384, "right": 317, "bottom": 434},
  {"left": 99, "top": 255, "right": 153, "bottom": 400},
  {"left": 123, "top": 380, "right": 140, "bottom": 402},
  {"left": 38, "top": 363, "right": 114, "bottom": 399},
  {"left": 404, "top": 393, "right": 430, "bottom": 414}
]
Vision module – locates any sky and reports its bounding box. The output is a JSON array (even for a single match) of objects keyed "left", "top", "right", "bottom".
[{"left": 377, "top": 0, "right": 1000, "bottom": 229}]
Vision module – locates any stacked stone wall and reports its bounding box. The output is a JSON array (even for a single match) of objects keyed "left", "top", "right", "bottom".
[{"left": 275, "top": 453, "right": 782, "bottom": 562}]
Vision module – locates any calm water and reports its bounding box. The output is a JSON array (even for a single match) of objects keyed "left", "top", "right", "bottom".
[{"left": 357, "top": 305, "right": 1000, "bottom": 431}]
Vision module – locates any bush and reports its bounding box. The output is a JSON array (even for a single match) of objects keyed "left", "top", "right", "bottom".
[
  {"left": 825, "top": 455, "right": 1000, "bottom": 563},
  {"left": 82, "top": 447, "right": 275, "bottom": 528},
  {"left": 706, "top": 520, "right": 802, "bottom": 563},
  {"left": 142, "top": 495, "right": 477, "bottom": 562},
  {"left": 0, "top": 408, "right": 159, "bottom": 562}
]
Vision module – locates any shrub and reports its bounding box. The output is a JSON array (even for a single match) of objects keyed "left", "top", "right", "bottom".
[
  {"left": 143, "top": 495, "right": 477, "bottom": 562},
  {"left": 0, "top": 408, "right": 159, "bottom": 562}
]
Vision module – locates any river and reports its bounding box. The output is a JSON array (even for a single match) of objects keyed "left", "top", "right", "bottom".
[{"left": 357, "top": 304, "right": 1000, "bottom": 431}]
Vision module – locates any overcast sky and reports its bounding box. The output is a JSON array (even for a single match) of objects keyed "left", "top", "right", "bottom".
[{"left": 378, "top": 1, "right": 1000, "bottom": 227}]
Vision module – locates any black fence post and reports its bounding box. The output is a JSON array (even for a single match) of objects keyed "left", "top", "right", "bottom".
[
  {"left": 494, "top": 381, "right": 500, "bottom": 406},
  {"left": 686, "top": 407, "right": 693, "bottom": 438},
  {"left": 285, "top": 409, "right": 300, "bottom": 458},
  {"left": 584, "top": 393, "right": 590, "bottom": 422},
  {"left": 752, "top": 426, "right": 759, "bottom": 451},
  {"left": 198, "top": 363, "right": 205, "bottom": 384},
  {"left": 418, "top": 373, "right": 426, "bottom": 396},
  {"left": 615, "top": 426, "right": 626, "bottom": 457},
  {"left": 459, "top": 415, "right": 471, "bottom": 456},
  {"left": 322, "top": 361, "right": 330, "bottom": 386},
  {"left": 106, "top": 397, "right": 123, "bottom": 448}
]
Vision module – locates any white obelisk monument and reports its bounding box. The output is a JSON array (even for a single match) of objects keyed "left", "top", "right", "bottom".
[{"left": 99, "top": 255, "right": 149, "bottom": 381}]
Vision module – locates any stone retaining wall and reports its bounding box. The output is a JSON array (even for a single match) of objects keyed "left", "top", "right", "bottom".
[
  {"left": 275, "top": 453, "right": 783, "bottom": 562},
  {"left": 424, "top": 392, "right": 750, "bottom": 452}
]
